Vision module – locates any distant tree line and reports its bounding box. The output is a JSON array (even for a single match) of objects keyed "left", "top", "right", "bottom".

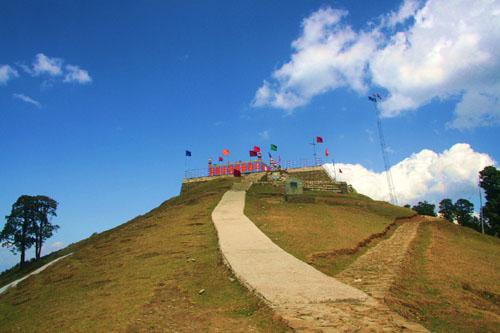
[
  {"left": 404, "top": 166, "right": 500, "bottom": 237},
  {"left": 0, "top": 195, "right": 59, "bottom": 268}
]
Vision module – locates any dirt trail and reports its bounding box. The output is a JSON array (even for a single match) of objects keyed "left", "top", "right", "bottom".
[
  {"left": 212, "top": 186, "right": 428, "bottom": 332},
  {"left": 336, "top": 217, "right": 423, "bottom": 300}
]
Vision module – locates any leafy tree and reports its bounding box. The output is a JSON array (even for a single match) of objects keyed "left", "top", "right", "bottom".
[
  {"left": 0, "top": 196, "right": 37, "bottom": 268},
  {"left": 454, "top": 198, "right": 475, "bottom": 226},
  {"left": 439, "top": 198, "right": 455, "bottom": 222},
  {"left": 479, "top": 166, "right": 500, "bottom": 236},
  {"left": 412, "top": 201, "right": 436, "bottom": 216},
  {"left": 403, "top": 204, "right": 411, "bottom": 209},
  {"left": 32, "top": 196, "right": 59, "bottom": 260},
  {"left": 0, "top": 195, "right": 59, "bottom": 268}
]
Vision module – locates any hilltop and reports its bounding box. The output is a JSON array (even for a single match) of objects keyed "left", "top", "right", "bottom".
[{"left": 0, "top": 168, "right": 499, "bottom": 332}]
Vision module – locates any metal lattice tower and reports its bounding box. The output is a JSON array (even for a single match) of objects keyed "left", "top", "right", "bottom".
[{"left": 369, "top": 94, "right": 398, "bottom": 205}]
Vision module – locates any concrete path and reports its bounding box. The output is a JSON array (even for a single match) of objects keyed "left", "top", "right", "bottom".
[
  {"left": 212, "top": 185, "right": 428, "bottom": 332},
  {"left": 0, "top": 253, "right": 73, "bottom": 296}
]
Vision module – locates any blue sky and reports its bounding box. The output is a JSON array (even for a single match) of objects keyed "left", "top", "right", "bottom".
[{"left": 1, "top": 0, "right": 499, "bottom": 271}]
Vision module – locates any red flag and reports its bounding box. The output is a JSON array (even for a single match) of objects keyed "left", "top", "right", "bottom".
[
  {"left": 325, "top": 148, "right": 329, "bottom": 157},
  {"left": 222, "top": 149, "right": 230, "bottom": 156},
  {"left": 218, "top": 156, "right": 223, "bottom": 162},
  {"left": 253, "top": 146, "right": 261, "bottom": 152},
  {"left": 316, "top": 136, "right": 323, "bottom": 143},
  {"left": 249, "top": 150, "right": 257, "bottom": 157}
]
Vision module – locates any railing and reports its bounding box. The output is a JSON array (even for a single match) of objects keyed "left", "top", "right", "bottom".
[
  {"left": 184, "top": 160, "right": 270, "bottom": 179},
  {"left": 184, "top": 157, "right": 326, "bottom": 180},
  {"left": 284, "top": 157, "right": 324, "bottom": 170}
]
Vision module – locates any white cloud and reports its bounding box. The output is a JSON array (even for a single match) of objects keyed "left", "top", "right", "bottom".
[
  {"left": 253, "top": 0, "right": 500, "bottom": 128},
  {"left": 64, "top": 64, "right": 92, "bottom": 84},
  {"left": 252, "top": 8, "right": 378, "bottom": 111},
  {"left": 23, "top": 54, "right": 92, "bottom": 85},
  {"left": 0, "top": 65, "right": 19, "bottom": 85},
  {"left": 324, "top": 143, "right": 495, "bottom": 204},
  {"left": 32, "top": 53, "right": 63, "bottom": 76},
  {"left": 49, "top": 241, "right": 65, "bottom": 251},
  {"left": 382, "top": 0, "right": 422, "bottom": 28},
  {"left": 12, "top": 93, "right": 41, "bottom": 108},
  {"left": 259, "top": 130, "right": 270, "bottom": 140}
]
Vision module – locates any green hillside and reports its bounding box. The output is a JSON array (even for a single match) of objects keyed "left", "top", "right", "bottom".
[
  {"left": 1, "top": 174, "right": 499, "bottom": 332},
  {"left": 245, "top": 182, "right": 415, "bottom": 275},
  {"left": 245, "top": 181, "right": 500, "bottom": 333},
  {"left": 0, "top": 178, "right": 289, "bottom": 333},
  {"left": 387, "top": 219, "right": 500, "bottom": 333}
]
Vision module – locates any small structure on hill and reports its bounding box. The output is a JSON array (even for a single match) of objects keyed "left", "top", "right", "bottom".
[{"left": 285, "top": 178, "right": 303, "bottom": 195}]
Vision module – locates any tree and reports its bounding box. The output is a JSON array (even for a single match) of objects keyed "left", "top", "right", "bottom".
[
  {"left": 454, "top": 198, "right": 476, "bottom": 228},
  {"left": 32, "top": 196, "right": 59, "bottom": 260},
  {"left": 0, "top": 196, "right": 37, "bottom": 268},
  {"left": 403, "top": 204, "right": 411, "bottom": 209},
  {"left": 479, "top": 166, "right": 500, "bottom": 236},
  {"left": 0, "top": 195, "right": 59, "bottom": 268},
  {"left": 439, "top": 198, "right": 455, "bottom": 222},
  {"left": 412, "top": 201, "right": 436, "bottom": 216}
]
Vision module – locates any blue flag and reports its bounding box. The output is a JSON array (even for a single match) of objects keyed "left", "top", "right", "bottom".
[{"left": 185, "top": 150, "right": 192, "bottom": 157}]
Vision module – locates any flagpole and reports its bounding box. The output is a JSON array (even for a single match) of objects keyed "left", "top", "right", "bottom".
[
  {"left": 331, "top": 157, "right": 338, "bottom": 181},
  {"left": 310, "top": 138, "right": 317, "bottom": 166}
]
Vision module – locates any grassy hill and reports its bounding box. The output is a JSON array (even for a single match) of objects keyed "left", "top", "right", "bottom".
[
  {"left": 245, "top": 181, "right": 500, "bottom": 333},
  {"left": 387, "top": 219, "right": 500, "bottom": 333},
  {"left": 1, "top": 173, "right": 499, "bottom": 332},
  {"left": 245, "top": 182, "right": 415, "bottom": 275},
  {"left": 0, "top": 178, "right": 289, "bottom": 332}
]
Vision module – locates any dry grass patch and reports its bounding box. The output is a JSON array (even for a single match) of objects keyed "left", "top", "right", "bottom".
[
  {"left": 245, "top": 183, "right": 414, "bottom": 275},
  {"left": 387, "top": 220, "right": 500, "bottom": 332},
  {"left": 0, "top": 178, "right": 289, "bottom": 333}
]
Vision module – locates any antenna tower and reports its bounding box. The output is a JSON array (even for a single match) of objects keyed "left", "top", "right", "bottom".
[{"left": 369, "top": 93, "right": 398, "bottom": 205}]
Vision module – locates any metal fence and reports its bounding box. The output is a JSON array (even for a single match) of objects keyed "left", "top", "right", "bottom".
[
  {"left": 184, "top": 157, "right": 326, "bottom": 180},
  {"left": 283, "top": 157, "right": 324, "bottom": 170}
]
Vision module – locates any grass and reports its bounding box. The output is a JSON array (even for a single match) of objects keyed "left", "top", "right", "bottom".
[
  {"left": 245, "top": 183, "right": 414, "bottom": 275},
  {"left": 387, "top": 220, "right": 500, "bottom": 333},
  {"left": 0, "top": 248, "right": 74, "bottom": 288},
  {"left": 0, "top": 178, "right": 289, "bottom": 332}
]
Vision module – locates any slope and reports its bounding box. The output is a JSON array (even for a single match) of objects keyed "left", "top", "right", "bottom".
[
  {"left": 0, "top": 178, "right": 289, "bottom": 333},
  {"left": 245, "top": 182, "right": 500, "bottom": 332}
]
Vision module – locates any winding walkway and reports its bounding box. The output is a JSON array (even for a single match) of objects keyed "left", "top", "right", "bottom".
[
  {"left": 212, "top": 183, "right": 428, "bottom": 332},
  {"left": 0, "top": 253, "right": 73, "bottom": 296}
]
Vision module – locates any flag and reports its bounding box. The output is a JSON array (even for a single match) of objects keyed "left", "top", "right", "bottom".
[
  {"left": 222, "top": 149, "right": 230, "bottom": 156},
  {"left": 185, "top": 150, "right": 192, "bottom": 157},
  {"left": 368, "top": 96, "right": 377, "bottom": 102},
  {"left": 253, "top": 146, "right": 261, "bottom": 153},
  {"left": 339, "top": 168, "right": 343, "bottom": 173},
  {"left": 249, "top": 150, "right": 257, "bottom": 157},
  {"left": 257, "top": 151, "right": 262, "bottom": 158},
  {"left": 316, "top": 136, "right": 323, "bottom": 143},
  {"left": 218, "top": 156, "right": 223, "bottom": 162},
  {"left": 270, "top": 144, "right": 277, "bottom": 151},
  {"left": 325, "top": 148, "right": 329, "bottom": 157}
]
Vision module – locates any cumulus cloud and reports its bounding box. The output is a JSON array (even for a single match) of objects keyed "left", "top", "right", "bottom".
[
  {"left": 49, "top": 241, "right": 65, "bottom": 251},
  {"left": 253, "top": 0, "right": 500, "bottom": 128},
  {"left": 32, "top": 53, "right": 63, "bottom": 76},
  {"left": 22, "top": 53, "right": 92, "bottom": 85},
  {"left": 12, "top": 93, "right": 41, "bottom": 108},
  {"left": 253, "top": 8, "right": 377, "bottom": 111},
  {"left": 0, "top": 65, "right": 19, "bottom": 85},
  {"left": 64, "top": 65, "right": 92, "bottom": 84},
  {"left": 259, "top": 130, "right": 270, "bottom": 140},
  {"left": 324, "top": 143, "right": 495, "bottom": 204}
]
